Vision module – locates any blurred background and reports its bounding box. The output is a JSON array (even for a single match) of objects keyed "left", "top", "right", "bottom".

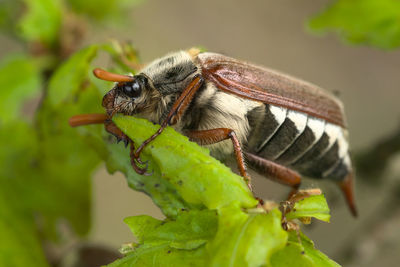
[{"left": 1, "top": 0, "right": 400, "bottom": 266}]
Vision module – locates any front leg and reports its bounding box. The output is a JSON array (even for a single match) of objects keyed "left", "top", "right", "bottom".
[
  {"left": 186, "top": 128, "right": 252, "bottom": 191},
  {"left": 104, "top": 119, "right": 148, "bottom": 174},
  {"left": 104, "top": 119, "right": 130, "bottom": 147},
  {"left": 131, "top": 75, "right": 204, "bottom": 167}
]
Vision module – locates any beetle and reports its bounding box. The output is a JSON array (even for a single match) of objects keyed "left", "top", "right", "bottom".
[{"left": 71, "top": 48, "right": 357, "bottom": 216}]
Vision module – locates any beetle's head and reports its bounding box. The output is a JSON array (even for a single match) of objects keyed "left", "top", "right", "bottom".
[{"left": 94, "top": 68, "right": 160, "bottom": 117}]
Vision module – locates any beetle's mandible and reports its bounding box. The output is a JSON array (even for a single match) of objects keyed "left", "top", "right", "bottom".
[{"left": 74, "top": 48, "right": 357, "bottom": 216}]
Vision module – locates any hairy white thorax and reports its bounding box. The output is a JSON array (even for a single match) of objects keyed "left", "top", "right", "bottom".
[
  {"left": 190, "top": 81, "right": 262, "bottom": 159},
  {"left": 141, "top": 51, "right": 195, "bottom": 79}
]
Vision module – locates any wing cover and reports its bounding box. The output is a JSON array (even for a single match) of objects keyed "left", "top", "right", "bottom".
[{"left": 197, "top": 52, "right": 346, "bottom": 127}]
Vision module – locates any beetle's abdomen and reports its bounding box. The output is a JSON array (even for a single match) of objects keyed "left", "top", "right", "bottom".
[{"left": 247, "top": 104, "right": 351, "bottom": 181}]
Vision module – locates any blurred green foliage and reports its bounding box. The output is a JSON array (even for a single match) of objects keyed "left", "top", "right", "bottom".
[
  {"left": 68, "top": 0, "right": 143, "bottom": 21},
  {"left": 0, "top": 54, "right": 41, "bottom": 123},
  {"left": 309, "top": 0, "right": 400, "bottom": 49},
  {"left": 0, "top": 0, "right": 143, "bottom": 266},
  {"left": 0, "top": 45, "right": 101, "bottom": 266},
  {"left": 17, "top": 0, "right": 62, "bottom": 47}
]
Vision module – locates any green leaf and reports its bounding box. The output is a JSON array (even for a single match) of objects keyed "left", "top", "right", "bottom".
[
  {"left": 124, "top": 216, "right": 163, "bottom": 244},
  {"left": 112, "top": 205, "right": 289, "bottom": 267},
  {"left": 0, "top": 54, "right": 41, "bottom": 124},
  {"left": 33, "top": 83, "right": 103, "bottom": 237},
  {"left": 0, "top": 122, "right": 36, "bottom": 179},
  {"left": 22, "top": 45, "right": 109, "bottom": 238},
  {"left": 208, "top": 206, "right": 287, "bottom": 267},
  {"left": 112, "top": 115, "right": 258, "bottom": 214},
  {"left": 47, "top": 45, "right": 99, "bottom": 107},
  {"left": 286, "top": 195, "right": 331, "bottom": 222},
  {"left": 108, "top": 244, "right": 208, "bottom": 267},
  {"left": 0, "top": 1, "right": 23, "bottom": 34},
  {"left": 17, "top": 0, "right": 62, "bottom": 47},
  {"left": 113, "top": 205, "right": 289, "bottom": 267},
  {"left": 66, "top": 0, "right": 144, "bottom": 22},
  {"left": 46, "top": 43, "right": 137, "bottom": 108},
  {"left": 0, "top": 121, "right": 48, "bottom": 267},
  {"left": 270, "top": 232, "right": 340, "bottom": 267},
  {"left": 0, "top": 187, "right": 49, "bottom": 267},
  {"left": 108, "top": 210, "right": 216, "bottom": 267},
  {"left": 309, "top": 0, "right": 400, "bottom": 49},
  {"left": 124, "top": 210, "right": 218, "bottom": 250},
  {"left": 102, "top": 133, "right": 199, "bottom": 218}
]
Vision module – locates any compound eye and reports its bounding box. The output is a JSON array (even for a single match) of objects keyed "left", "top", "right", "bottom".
[{"left": 123, "top": 81, "right": 141, "bottom": 98}]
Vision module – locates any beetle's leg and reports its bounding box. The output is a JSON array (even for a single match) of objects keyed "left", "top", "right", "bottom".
[
  {"left": 104, "top": 119, "right": 130, "bottom": 147},
  {"left": 186, "top": 128, "right": 252, "bottom": 191},
  {"left": 338, "top": 172, "right": 358, "bottom": 217},
  {"left": 104, "top": 120, "right": 148, "bottom": 173},
  {"left": 132, "top": 75, "right": 204, "bottom": 161},
  {"left": 244, "top": 152, "right": 302, "bottom": 198},
  {"left": 129, "top": 140, "right": 150, "bottom": 175},
  {"left": 279, "top": 200, "right": 294, "bottom": 231}
]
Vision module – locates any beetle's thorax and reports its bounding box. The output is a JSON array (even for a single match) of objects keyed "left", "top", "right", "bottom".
[
  {"left": 136, "top": 51, "right": 201, "bottom": 125},
  {"left": 141, "top": 51, "right": 200, "bottom": 96}
]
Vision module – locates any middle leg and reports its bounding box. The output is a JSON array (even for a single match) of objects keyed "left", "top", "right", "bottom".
[{"left": 187, "top": 128, "right": 252, "bottom": 191}]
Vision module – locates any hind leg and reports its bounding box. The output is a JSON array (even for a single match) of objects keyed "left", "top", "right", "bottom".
[{"left": 244, "top": 152, "right": 302, "bottom": 198}]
